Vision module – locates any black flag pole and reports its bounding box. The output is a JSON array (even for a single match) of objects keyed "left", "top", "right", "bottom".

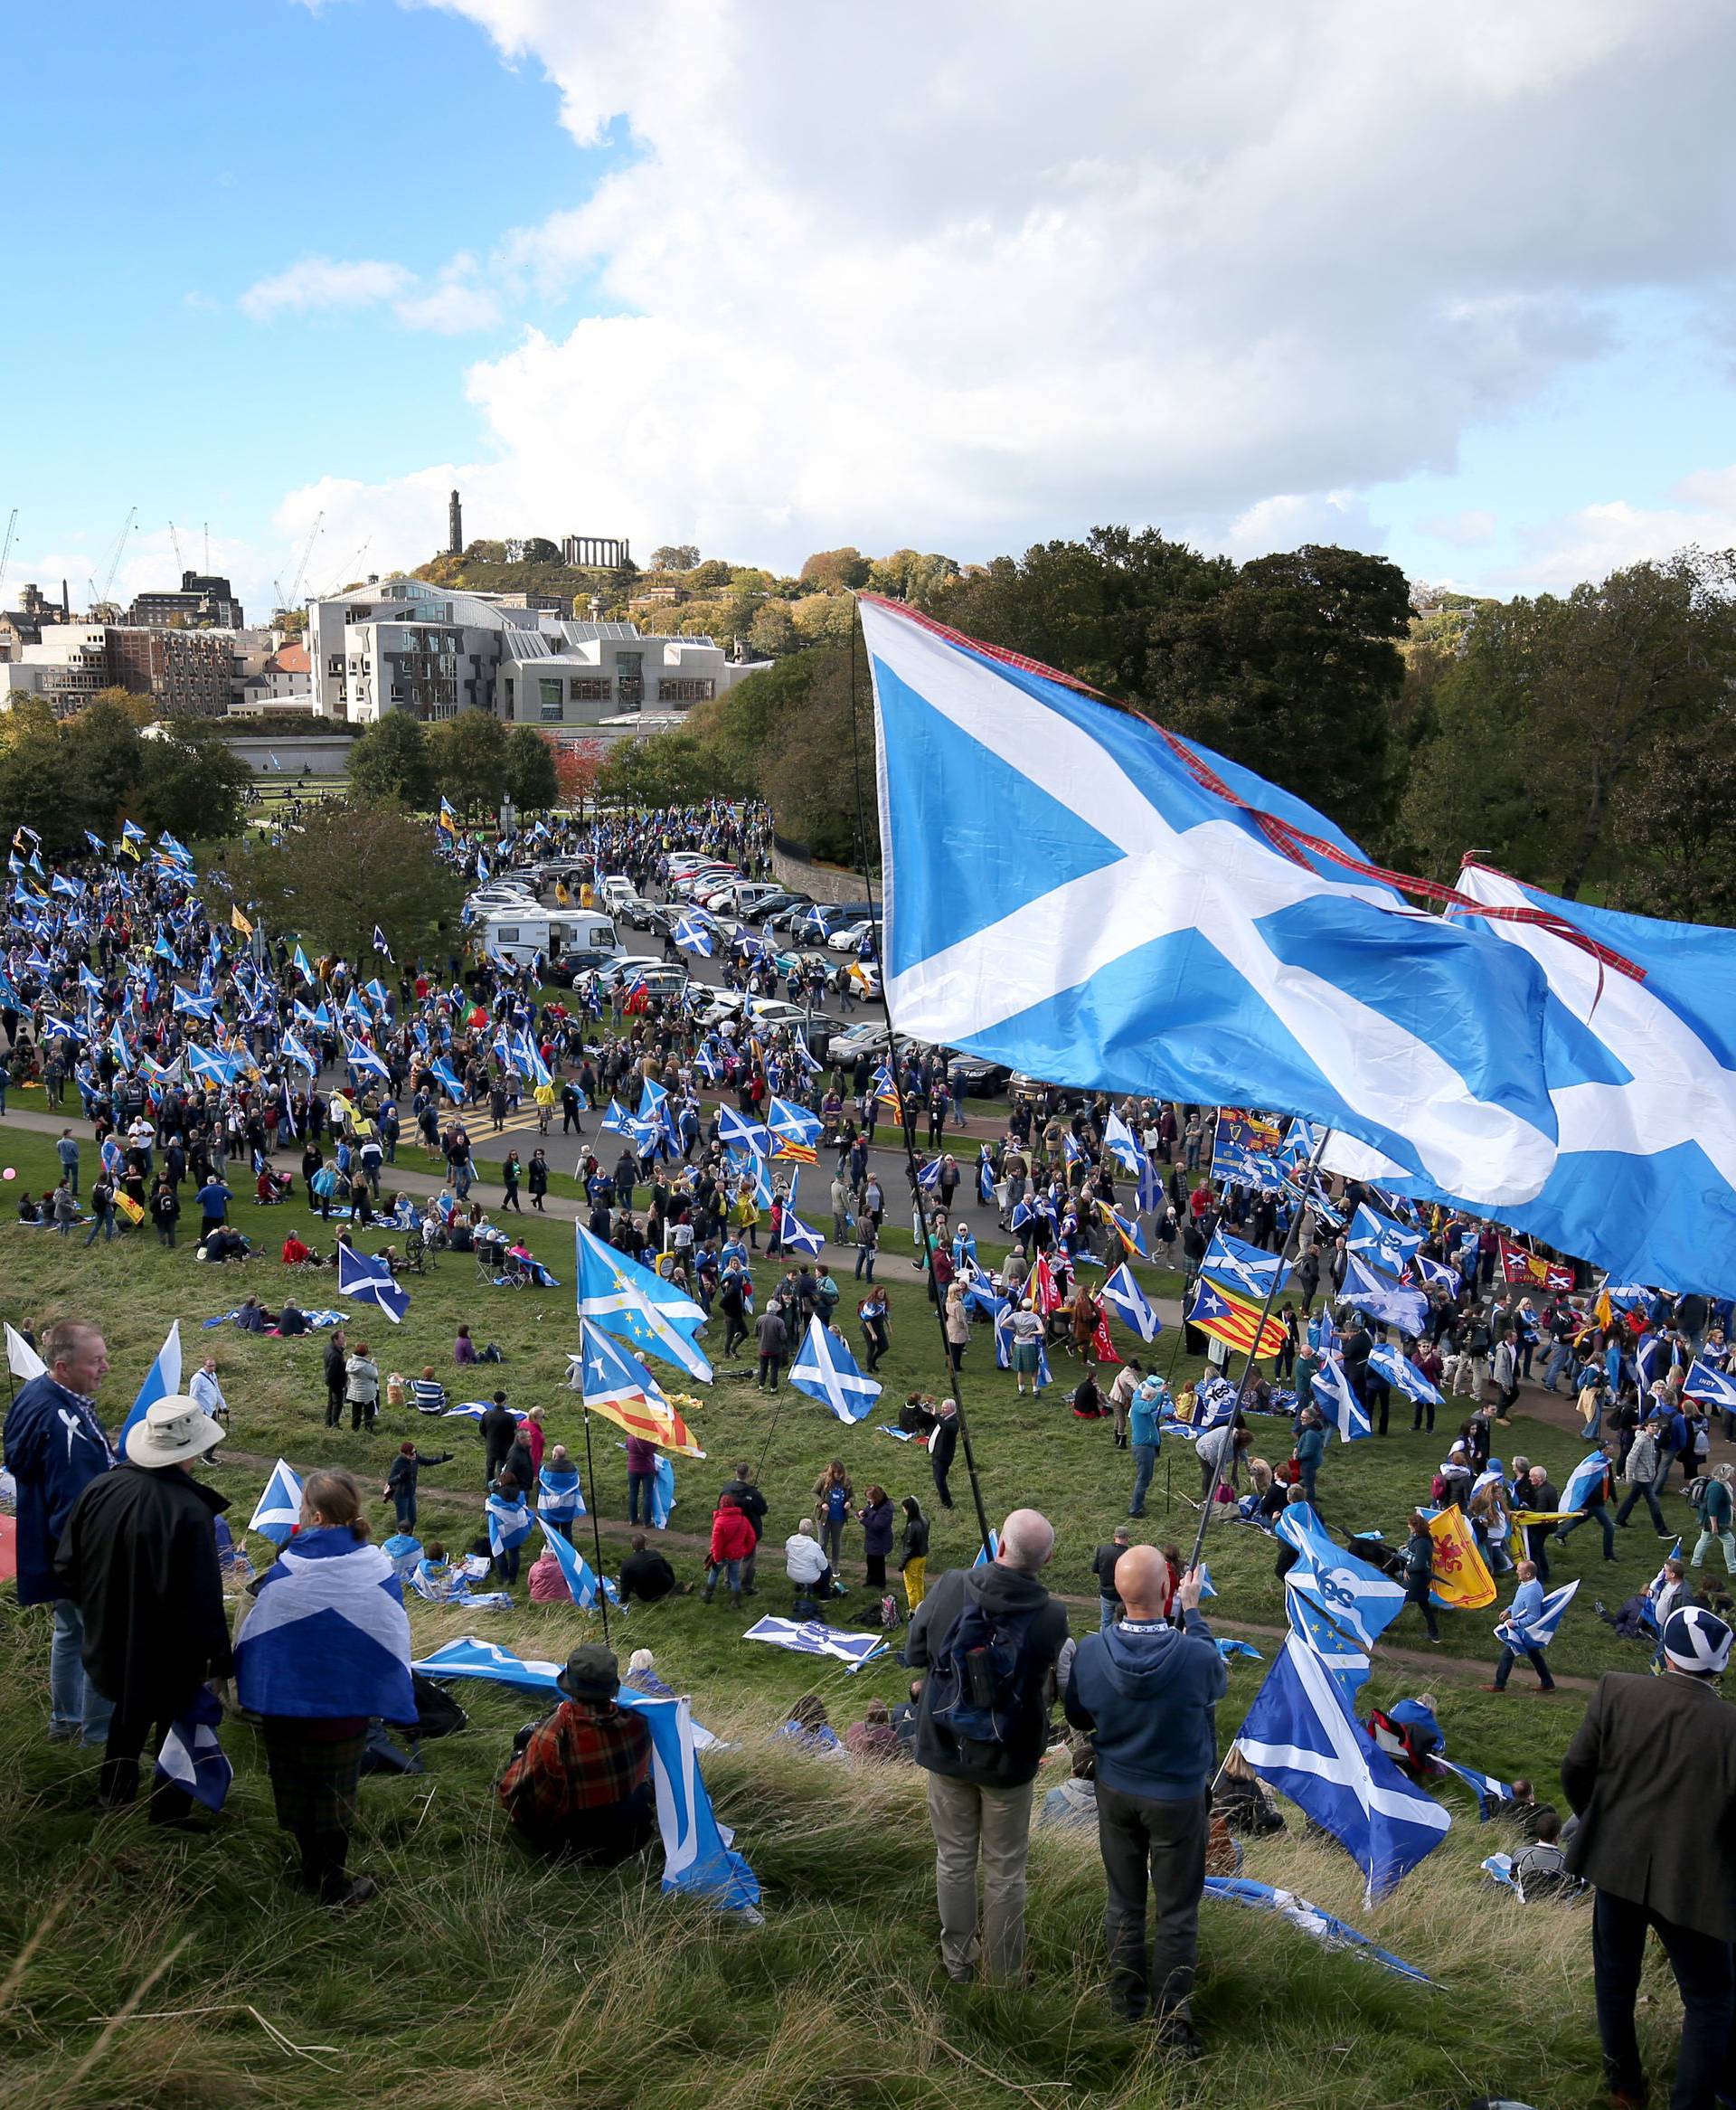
[
  {"left": 846, "top": 604, "right": 995, "bottom": 1562},
  {"left": 574, "top": 1321, "right": 611, "bottom": 1644}
]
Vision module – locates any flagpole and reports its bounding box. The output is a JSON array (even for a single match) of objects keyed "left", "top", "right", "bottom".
[
  {"left": 576, "top": 1322, "right": 611, "bottom": 1643},
  {"left": 845, "top": 604, "right": 995, "bottom": 1563},
  {"left": 1184, "top": 1124, "right": 1335, "bottom": 1579}
]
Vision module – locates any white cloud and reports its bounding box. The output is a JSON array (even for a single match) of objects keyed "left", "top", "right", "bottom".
[
  {"left": 240, "top": 256, "right": 414, "bottom": 322},
  {"left": 1421, "top": 509, "right": 1499, "bottom": 547},
  {"left": 1505, "top": 467, "right": 1736, "bottom": 590},
  {"left": 273, "top": 0, "right": 1736, "bottom": 582}
]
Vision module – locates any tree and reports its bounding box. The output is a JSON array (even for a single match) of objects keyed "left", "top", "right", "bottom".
[
  {"left": 503, "top": 724, "right": 560, "bottom": 811},
  {"left": 789, "top": 593, "right": 856, "bottom": 645},
  {"left": 867, "top": 549, "right": 960, "bottom": 606},
  {"left": 798, "top": 547, "right": 871, "bottom": 592},
  {"left": 1609, "top": 699, "right": 1736, "bottom": 923},
  {"left": 689, "top": 559, "right": 733, "bottom": 589},
  {"left": 347, "top": 713, "right": 435, "bottom": 809},
  {"left": 131, "top": 723, "right": 252, "bottom": 842},
  {"left": 748, "top": 602, "right": 797, "bottom": 658},
  {"left": 554, "top": 738, "right": 605, "bottom": 815},
  {"left": 522, "top": 537, "right": 562, "bottom": 564},
  {"left": 429, "top": 712, "right": 508, "bottom": 821},
  {"left": 61, "top": 699, "right": 148, "bottom": 824},
  {"left": 228, "top": 801, "right": 464, "bottom": 968},
  {"left": 650, "top": 544, "right": 701, "bottom": 572},
  {"left": 598, "top": 734, "right": 722, "bottom": 809}
]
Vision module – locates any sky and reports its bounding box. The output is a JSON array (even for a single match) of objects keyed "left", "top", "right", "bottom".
[{"left": 6, "top": 0, "right": 1736, "bottom": 626}]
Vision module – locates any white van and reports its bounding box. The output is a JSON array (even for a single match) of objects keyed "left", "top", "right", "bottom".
[{"left": 479, "top": 909, "right": 621, "bottom": 971}]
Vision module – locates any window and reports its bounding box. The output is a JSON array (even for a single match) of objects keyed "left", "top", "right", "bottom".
[
  {"left": 495, "top": 927, "right": 518, "bottom": 944},
  {"left": 569, "top": 678, "right": 611, "bottom": 702},
  {"left": 657, "top": 677, "right": 714, "bottom": 704},
  {"left": 539, "top": 677, "right": 563, "bottom": 711},
  {"left": 504, "top": 678, "right": 515, "bottom": 710}
]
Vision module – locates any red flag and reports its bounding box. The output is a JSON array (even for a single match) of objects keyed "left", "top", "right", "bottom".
[
  {"left": 1090, "top": 1313, "right": 1121, "bottom": 1365},
  {"left": 1031, "top": 1253, "right": 1062, "bottom": 1315},
  {"left": 1499, "top": 1235, "right": 1574, "bottom": 1293}
]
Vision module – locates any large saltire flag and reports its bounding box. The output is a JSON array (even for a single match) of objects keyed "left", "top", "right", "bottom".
[
  {"left": 1344, "top": 1202, "right": 1421, "bottom": 1278},
  {"left": 766, "top": 1095, "right": 821, "bottom": 1163},
  {"left": 1200, "top": 1225, "right": 1291, "bottom": 1301},
  {"left": 571, "top": 1325, "right": 705, "bottom": 1458},
  {"left": 862, "top": 594, "right": 1570, "bottom": 1209},
  {"left": 788, "top": 1316, "right": 881, "bottom": 1424},
  {"left": 115, "top": 1323, "right": 184, "bottom": 1454},
  {"left": 1186, "top": 1275, "right": 1287, "bottom": 1358},
  {"left": 1100, "top": 1261, "right": 1163, "bottom": 1344},
  {"left": 1425, "top": 1506, "right": 1495, "bottom": 1611},
  {"left": 573, "top": 1222, "right": 712, "bottom": 1382}
]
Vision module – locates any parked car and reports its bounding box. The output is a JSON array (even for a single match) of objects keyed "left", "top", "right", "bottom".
[
  {"left": 618, "top": 893, "right": 659, "bottom": 930},
  {"left": 740, "top": 891, "right": 806, "bottom": 926}
]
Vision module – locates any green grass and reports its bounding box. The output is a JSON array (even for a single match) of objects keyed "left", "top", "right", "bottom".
[{"left": 0, "top": 1120, "right": 1698, "bottom": 2109}]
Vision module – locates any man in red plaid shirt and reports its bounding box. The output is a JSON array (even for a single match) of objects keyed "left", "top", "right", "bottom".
[{"left": 498, "top": 1645, "right": 656, "bottom": 1865}]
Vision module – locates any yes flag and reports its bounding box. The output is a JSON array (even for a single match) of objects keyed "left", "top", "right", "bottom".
[
  {"left": 1201, "top": 1225, "right": 1292, "bottom": 1301},
  {"left": 863, "top": 594, "right": 1562, "bottom": 1211},
  {"left": 337, "top": 1243, "right": 410, "bottom": 1324},
  {"left": 248, "top": 1458, "right": 305, "bottom": 1546},
  {"left": 1310, "top": 1355, "right": 1371, "bottom": 1443},
  {"left": 1685, "top": 1358, "right": 1736, "bottom": 1413},
  {"left": 1234, "top": 1635, "right": 1452, "bottom": 1900},
  {"left": 1340, "top": 1252, "right": 1428, "bottom": 1338},
  {"left": 743, "top": 1617, "right": 887, "bottom": 1670},
  {"left": 1345, "top": 1203, "right": 1421, "bottom": 1278},
  {"left": 1100, "top": 1261, "right": 1163, "bottom": 1343},
  {"left": 788, "top": 1316, "right": 882, "bottom": 1423},
  {"left": 1274, "top": 1500, "right": 1406, "bottom": 1649}
]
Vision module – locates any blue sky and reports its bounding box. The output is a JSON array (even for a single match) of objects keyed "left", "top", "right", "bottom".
[{"left": 7, "top": 0, "right": 1734, "bottom": 620}]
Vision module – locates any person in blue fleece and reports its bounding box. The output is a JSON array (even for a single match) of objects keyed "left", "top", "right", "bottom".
[{"left": 1064, "top": 1545, "right": 1225, "bottom": 2052}]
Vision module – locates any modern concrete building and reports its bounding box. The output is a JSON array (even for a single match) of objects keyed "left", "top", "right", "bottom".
[
  {"left": 0, "top": 624, "right": 112, "bottom": 712},
  {"left": 127, "top": 571, "right": 244, "bottom": 629},
  {"left": 497, "top": 623, "right": 766, "bottom": 731}
]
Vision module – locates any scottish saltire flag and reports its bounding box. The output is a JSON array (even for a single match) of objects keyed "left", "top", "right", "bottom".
[
  {"left": 537, "top": 1462, "right": 586, "bottom": 1521},
  {"left": 1311, "top": 1355, "right": 1372, "bottom": 1443},
  {"left": 1234, "top": 1635, "right": 1452, "bottom": 1899},
  {"left": 1685, "top": 1358, "right": 1736, "bottom": 1412},
  {"left": 281, "top": 1028, "right": 317, "bottom": 1074},
  {"left": 863, "top": 596, "right": 1563, "bottom": 1206},
  {"left": 1101, "top": 1109, "right": 1146, "bottom": 1175},
  {"left": 674, "top": 913, "right": 715, "bottom": 956},
  {"left": 972, "top": 1527, "right": 1003, "bottom": 1568},
  {"left": 766, "top": 1095, "right": 821, "bottom": 1157},
  {"left": 337, "top": 1243, "right": 410, "bottom": 1324},
  {"left": 650, "top": 1453, "right": 675, "bottom": 1529},
  {"left": 1435, "top": 1756, "right": 1512, "bottom": 1818},
  {"left": 788, "top": 1317, "right": 881, "bottom": 1422},
  {"left": 718, "top": 1104, "right": 771, "bottom": 1157},
  {"left": 778, "top": 1208, "right": 826, "bottom": 1257},
  {"left": 344, "top": 1036, "right": 392, "bottom": 1084},
  {"left": 1560, "top": 1449, "right": 1611, "bottom": 1513},
  {"left": 1367, "top": 1343, "right": 1441, "bottom": 1405},
  {"left": 1202, "top": 1226, "right": 1292, "bottom": 1301},
  {"left": 248, "top": 1458, "right": 304, "bottom": 1546},
  {"left": 156, "top": 1688, "right": 231, "bottom": 1812},
  {"left": 1340, "top": 1252, "right": 1428, "bottom": 1337},
  {"left": 1217, "top": 1638, "right": 1264, "bottom": 1662},
  {"left": 1496, "top": 1578, "right": 1580, "bottom": 1653},
  {"left": 993, "top": 1302, "right": 1052, "bottom": 1389},
  {"left": 976, "top": 1148, "right": 997, "bottom": 1205},
  {"left": 1326, "top": 862, "right": 1736, "bottom": 1294},
  {"left": 743, "top": 1617, "right": 886, "bottom": 1670},
  {"left": 410, "top": 1637, "right": 759, "bottom": 1913},
  {"left": 574, "top": 1223, "right": 712, "bottom": 1382},
  {"left": 486, "top": 1488, "right": 533, "bottom": 1560},
  {"left": 373, "top": 923, "right": 393, "bottom": 961},
  {"left": 1274, "top": 1501, "right": 1405, "bottom": 1648},
  {"left": 236, "top": 1529, "right": 416, "bottom": 1721},
  {"left": 536, "top": 1519, "right": 613, "bottom": 1608},
  {"left": 1101, "top": 1261, "right": 1163, "bottom": 1343},
  {"left": 1202, "top": 1878, "right": 1433, "bottom": 1984},
  {"left": 1345, "top": 1203, "right": 1422, "bottom": 1277},
  {"left": 116, "top": 1322, "right": 184, "bottom": 1453},
  {"left": 430, "top": 1056, "right": 465, "bottom": 1102},
  {"left": 1414, "top": 1254, "right": 1461, "bottom": 1294}
]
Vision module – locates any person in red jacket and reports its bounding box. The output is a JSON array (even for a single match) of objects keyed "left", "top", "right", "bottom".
[{"left": 703, "top": 1493, "right": 756, "bottom": 1608}]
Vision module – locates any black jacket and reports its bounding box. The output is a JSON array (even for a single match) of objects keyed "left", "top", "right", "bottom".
[
  {"left": 618, "top": 1547, "right": 677, "bottom": 1604},
  {"left": 479, "top": 1405, "right": 518, "bottom": 1458},
  {"left": 55, "top": 1462, "right": 232, "bottom": 1713},
  {"left": 906, "top": 1561, "right": 1070, "bottom": 1787},
  {"left": 929, "top": 1417, "right": 958, "bottom": 1471},
  {"left": 719, "top": 1476, "right": 768, "bottom": 1542}
]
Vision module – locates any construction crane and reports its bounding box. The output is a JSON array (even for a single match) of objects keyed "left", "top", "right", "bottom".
[
  {"left": 327, "top": 535, "right": 371, "bottom": 594},
  {"left": 168, "top": 519, "right": 186, "bottom": 575},
  {"left": 0, "top": 508, "right": 16, "bottom": 605},
  {"left": 285, "top": 510, "right": 323, "bottom": 610},
  {"left": 97, "top": 506, "right": 137, "bottom": 614}
]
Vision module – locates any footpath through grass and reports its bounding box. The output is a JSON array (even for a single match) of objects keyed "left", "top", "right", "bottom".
[{"left": 0, "top": 1120, "right": 1703, "bottom": 2108}]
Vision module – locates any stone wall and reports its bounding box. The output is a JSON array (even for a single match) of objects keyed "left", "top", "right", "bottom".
[{"left": 770, "top": 835, "right": 875, "bottom": 906}]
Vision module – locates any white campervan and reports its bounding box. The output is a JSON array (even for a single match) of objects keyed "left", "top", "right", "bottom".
[{"left": 478, "top": 909, "right": 621, "bottom": 971}]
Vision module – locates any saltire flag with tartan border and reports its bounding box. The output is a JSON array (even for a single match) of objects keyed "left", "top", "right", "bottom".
[{"left": 1187, "top": 1274, "right": 1287, "bottom": 1358}]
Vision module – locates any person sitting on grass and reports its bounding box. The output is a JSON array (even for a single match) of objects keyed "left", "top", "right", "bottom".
[
  {"left": 775, "top": 1694, "right": 843, "bottom": 1756},
  {"left": 1511, "top": 1808, "right": 1585, "bottom": 1904},
  {"left": 497, "top": 1645, "right": 656, "bottom": 1868},
  {"left": 1040, "top": 1736, "right": 1099, "bottom": 1828},
  {"left": 280, "top": 1229, "right": 319, "bottom": 1266},
  {"left": 845, "top": 1698, "right": 906, "bottom": 1762}
]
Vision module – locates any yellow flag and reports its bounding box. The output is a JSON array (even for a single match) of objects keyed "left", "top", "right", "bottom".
[
  {"left": 113, "top": 1191, "right": 146, "bottom": 1225},
  {"left": 231, "top": 904, "right": 254, "bottom": 938},
  {"left": 1426, "top": 1504, "right": 1495, "bottom": 1611},
  {"left": 1593, "top": 1288, "right": 1613, "bottom": 1331}
]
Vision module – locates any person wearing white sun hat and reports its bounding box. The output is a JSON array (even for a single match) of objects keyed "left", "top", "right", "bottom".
[
  {"left": 1561, "top": 1604, "right": 1736, "bottom": 2109},
  {"left": 54, "top": 1396, "right": 232, "bottom": 1822}
]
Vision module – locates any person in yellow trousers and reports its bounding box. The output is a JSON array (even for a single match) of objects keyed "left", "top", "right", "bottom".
[{"left": 900, "top": 1496, "right": 929, "bottom": 1613}]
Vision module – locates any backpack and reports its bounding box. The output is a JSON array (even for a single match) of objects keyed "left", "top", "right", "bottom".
[{"left": 925, "top": 1594, "right": 1044, "bottom": 1753}]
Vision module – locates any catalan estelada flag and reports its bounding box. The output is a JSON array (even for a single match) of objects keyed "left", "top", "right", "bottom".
[{"left": 1186, "top": 1273, "right": 1287, "bottom": 1358}]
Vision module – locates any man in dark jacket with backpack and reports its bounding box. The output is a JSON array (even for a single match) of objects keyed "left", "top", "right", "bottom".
[
  {"left": 906, "top": 1508, "right": 1070, "bottom": 1985},
  {"left": 1065, "top": 1546, "right": 1223, "bottom": 2048}
]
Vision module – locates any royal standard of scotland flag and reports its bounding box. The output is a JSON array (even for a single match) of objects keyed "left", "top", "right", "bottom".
[
  {"left": 1234, "top": 1635, "right": 1452, "bottom": 1899},
  {"left": 788, "top": 1316, "right": 882, "bottom": 1423},
  {"left": 862, "top": 595, "right": 1563, "bottom": 1210}
]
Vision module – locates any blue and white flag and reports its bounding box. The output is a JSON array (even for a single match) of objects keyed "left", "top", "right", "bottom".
[
  {"left": 1367, "top": 1343, "right": 1441, "bottom": 1406},
  {"left": 1685, "top": 1358, "right": 1736, "bottom": 1412},
  {"left": 1340, "top": 1251, "right": 1428, "bottom": 1338},
  {"left": 1202, "top": 1878, "right": 1433, "bottom": 1984},
  {"left": 1345, "top": 1203, "right": 1422, "bottom": 1278},
  {"left": 116, "top": 1322, "right": 184, "bottom": 1455},
  {"left": 281, "top": 1028, "right": 318, "bottom": 1074},
  {"left": 1414, "top": 1254, "right": 1461, "bottom": 1294},
  {"left": 1100, "top": 1261, "right": 1163, "bottom": 1343},
  {"left": 1435, "top": 1756, "right": 1512, "bottom": 1818},
  {"left": 742, "top": 1617, "right": 887, "bottom": 1670},
  {"left": 1560, "top": 1449, "right": 1611, "bottom": 1514},
  {"left": 673, "top": 913, "right": 715, "bottom": 956},
  {"left": 778, "top": 1208, "right": 826, "bottom": 1257},
  {"left": 486, "top": 1487, "right": 533, "bottom": 1560},
  {"left": 766, "top": 1095, "right": 822, "bottom": 1153},
  {"left": 1286, "top": 1587, "right": 1371, "bottom": 1702},
  {"left": 156, "top": 1687, "right": 232, "bottom": 1812},
  {"left": 574, "top": 1223, "right": 712, "bottom": 1382},
  {"left": 536, "top": 1462, "right": 586, "bottom": 1521},
  {"left": 373, "top": 923, "right": 393, "bottom": 961},
  {"left": 1201, "top": 1226, "right": 1292, "bottom": 1301},
  {"left": 235, "top": 1528, "right": 416, "bottom": 1722},
  {"left": 650, "top": 1452, "right": 675, "bottom": 1530},
  {"left": 993, "top": 1302, "right": 1052, "bottom": 1389},
  {"left": 718, "top": 1104, "right": 771, "bottom": 1157},
  {"left": 1101, "top": 1109, "right": 1146, "bottom": 1176},
  {"left": 410, "top": 1637, "right": 760, "bottom": 1914},
  {"left": 1310, "top": 1354, "right": 1372, "bottom": 1443},
  {"left": 248, "top": 1457, "right": 304, "bottom": 1546},
  {"left": 788, "top": 1316, "right": 881, "bottom": 1423},
  {"left": 862, "top": 595, "right": 1561, "bottom": 1210},
  {"left": 1495, "top": 1577, "right": 1579, "bottom": 1653},
  {"left": 536, "top": 1518, "right": 613, "bottom": 1608},
  {"left": 344, "top": 1036, "right": 392, "bottom": 1084},
  {"left": 1326, "top": 862, "right": 1736, "bottom": 1296},
  {"left": 1275, "top": 1501, "right": 1405, "bottom": 1647},
  {"left": 337, "top": 1242, "right": 410, "bottom": 1323},
  {"left": 1234, "top": 1635, "right": 1452, "bottom": 1899},
  {"left": 972, "top": 1528, "right": 1002, "bottom": 1568}
]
